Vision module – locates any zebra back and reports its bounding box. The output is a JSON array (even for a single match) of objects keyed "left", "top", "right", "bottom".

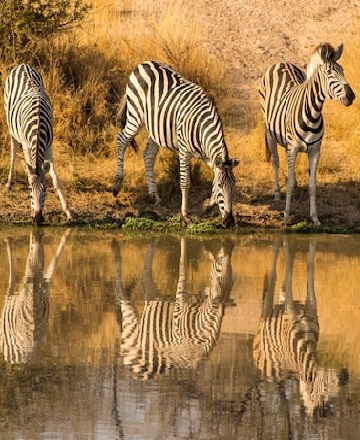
[
  {"left": 112, "top": 237, "right": 233, "bottom": 380},
  {"left": 113, "top": 60, "right": 239, "bottom": 227},
  {"left": 5, "top": 64, "right": 53, "bottom": 169}
]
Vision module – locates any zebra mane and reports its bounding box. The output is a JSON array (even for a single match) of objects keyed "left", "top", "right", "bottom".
[{"left": 306, "top": 42, "right": 335, "bottom": 78}]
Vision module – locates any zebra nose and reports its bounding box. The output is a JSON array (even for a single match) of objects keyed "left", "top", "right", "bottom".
[
  {"left": 344, "top": 85, "right": 355, "bottom": 105},
  {"left": 222, "top": 212, "right": 235, "bottom": 229}
]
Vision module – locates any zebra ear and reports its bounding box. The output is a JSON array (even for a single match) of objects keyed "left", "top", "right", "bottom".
[
  {"left": 320, "top": 44, "right": 330, "bottom": 61},
  {"left": 331, "top": 43, "right": 344, "bottom": 61},
  {"left": 231, "top": 158, "right": 240, "bottom": 168}
]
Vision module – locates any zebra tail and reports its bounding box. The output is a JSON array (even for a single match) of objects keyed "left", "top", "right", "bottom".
[{"left": 119, "top": 96, "right": 138, "bottom": 153}]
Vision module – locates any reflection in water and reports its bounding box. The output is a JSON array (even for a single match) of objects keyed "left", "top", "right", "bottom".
[
  {"left": 112, "top": 237, "right": 234, "bottom": 379},
  {"left": 0, "top": 229, "right": 70, "bottom": 364},
  {"left": 253, "top": 237, "right": 348, "bottom": 418},
  {"left": 1, "top": 231, "right": 360, "bottom": 439}
]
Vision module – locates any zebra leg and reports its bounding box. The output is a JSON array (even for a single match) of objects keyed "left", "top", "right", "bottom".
[
  {"left": 141, "top": 239, "right": 159, "bottom": 300},
  {"left": 175, "top": 237, "right": 188, "bottom": 301},
  {"left": 5, "top": 238, "right": 15, "bottom": 295},
  {"left": 282, "top": 237, "right": 296, "bottom": 312},
  {"left": 43, "top": 229, "right": 71, "bottom": 282},
  {"left": 284, "top": 149, "right": 298, "bottom": 225},
  {"left": 179, "top": 152, "right": 192, "bottom": 223},
  {"left": 112, "top": 123, "right": 142, "bottom": 197},
  {"left": 266, "top": 131, "right": 281, "bottom": 201},
  {"left": 305, "top": 239, "right": 317, "bottom": 316},
  {"left": 143, "top": 139, "right": 160, "bottom": 204},
  {"left": 113, "top": 131, "right": 130, "bottom": 196},
  {"left": 6, "top": 137, "right": 21, "bottom": 190},
  {"left": 308, "top": 146, "right": 321, "bottom": 225},
  {"left": 45, "top": 151, "right": 72, "bottom": 220},
  {"left": 262, "top": 238, "right": 282, "bottom": 316}
]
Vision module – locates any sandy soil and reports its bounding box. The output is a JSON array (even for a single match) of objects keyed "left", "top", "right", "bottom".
[{"left": 2, "top": 168, "right": 360, "bottom": 231}]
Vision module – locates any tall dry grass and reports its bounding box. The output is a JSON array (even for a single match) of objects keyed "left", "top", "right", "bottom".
[{"left": 0, "top": 1, "right": 359, "bottom": 202}]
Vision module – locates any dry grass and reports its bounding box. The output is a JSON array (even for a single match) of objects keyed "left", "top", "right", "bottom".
[{"left": 0, "top": 1, "right": 359, "bottom": 226}]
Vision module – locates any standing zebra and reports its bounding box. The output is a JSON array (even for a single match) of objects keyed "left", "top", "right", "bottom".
[
  {"left": 253, "top": 237, "right": 348, "bottom": 417},
  {"left": 0, "top": 229, "right": 70, "bottom": 364},
  {"left": 111, "top": 237, "right": 233, "bottom": 380},
  {"left": 259, "top": 43, "right": 355, "bottom": 225},
  {"left": 112, "top": 60, "right": 239, "bottom": 228},
  {"left": 4, "top": 64, "right": 72, "bottom": 224}
]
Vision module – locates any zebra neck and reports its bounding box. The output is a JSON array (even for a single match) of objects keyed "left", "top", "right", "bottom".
[{"left": 305, "top": 70, "right": 326, "bottom": 113}]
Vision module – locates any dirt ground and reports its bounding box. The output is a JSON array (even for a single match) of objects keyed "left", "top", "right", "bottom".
[
  {"left": 2, "top": 167, "right": 360, "bottom": 232},
  {"left": 1, "top": 1, "right": 359, "bottom": 231}
]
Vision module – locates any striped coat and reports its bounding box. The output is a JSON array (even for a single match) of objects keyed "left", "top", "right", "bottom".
[
  {"left": 0, "top": 230, "right": 70, "bottom": 364},
  {"left": 112, "top": 237, "right": 233, "bottom": 379},
  {"left": 259, "top": 43, "right": 355, "bottom": 224},
  {"left": 253, "top": 238, "right": 348, "bottom": 416},
  {"left": 4, "top": 64, "right": 72, "bottom": 224},
  {"left": 112, "top": 60, "right": 239, "bottom": 228}
]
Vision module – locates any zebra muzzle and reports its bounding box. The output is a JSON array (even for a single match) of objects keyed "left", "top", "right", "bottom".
[{"left": 343, "top": 85, "right": 355, "bottom": 106}]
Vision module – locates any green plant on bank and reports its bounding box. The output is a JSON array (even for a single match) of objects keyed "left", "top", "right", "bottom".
[
  {"left": 290, "top": 221, "right": 353, "bottom": 234},
  {"left": 122, "top": 216, "right": 166, "bottom": 232},
  {"left": 121, "top": 215, "right": 223, "bottom": 234}
]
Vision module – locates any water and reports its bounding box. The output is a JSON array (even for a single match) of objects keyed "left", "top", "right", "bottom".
[{"left": 0, "top": 228, "right": 359, "bottom": 439}]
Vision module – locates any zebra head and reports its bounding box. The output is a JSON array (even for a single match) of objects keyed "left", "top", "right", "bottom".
[
  {"left": 212, "top": 157, "right": 239, "bottom": 228},
  {"left": 316, "top": 43, "right": 355, "bottom": 106},
  {"left": 28, "top": 166, "right": 46, "bottom": 225},
  {"left": 300, "top": 367, "right": 349, "bottom": 417}
]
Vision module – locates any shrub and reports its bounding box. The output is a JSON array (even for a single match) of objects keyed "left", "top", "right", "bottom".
[{"left": 0, "top": 0, "right": 90, "bottom": 62}]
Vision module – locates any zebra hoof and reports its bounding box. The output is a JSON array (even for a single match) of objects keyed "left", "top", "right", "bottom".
[
  {"left": 311, "top": 217, "right": 321, "bottom": 225},
  {"left": 112, "top": 186, "right": 120, "bottom": 197},
  {"left": 183, "top": 214, "right": 192, "bottom": 225},
  {"left": 202, "top": 198, "right": 216, "bottom": 214},
  {"left": 33, "top": 212, "right": 45, "bottom": 226},
  {"left": 112, "top": 178, "right": 123, "bottom": 197},
  {"left": 222, "top": 212, "right": 235, "bottom": 229}
]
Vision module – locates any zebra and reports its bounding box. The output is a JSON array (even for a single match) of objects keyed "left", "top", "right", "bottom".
[
  {"left": 4, "top": 64, "right": 72, "bottom": 225},
  {"left": 253, "top": 237, "right": 348, "bottom": 417},
  {"left": 0, "top": 229, "right": 70, "bottom": 364},
  {"left": 112, "top": 60, "right": 239, "bottom": 228},
  {"left": 111, "top": 236, "right": 233, "bottom": 380},
  {"left": 259, "top": 43, "right": 355, "bottom": 225}
]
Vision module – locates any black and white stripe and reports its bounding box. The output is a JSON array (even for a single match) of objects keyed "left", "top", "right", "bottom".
[
  {"left": 112, "top": 237, "right": 233, "bottom": 380},
  {"left": 259, "top": 43, "right": 355, "bottom": 224},
  {"left": 0, "top": 230, "right": 70, "bottom": 364},
  {"left": 112, "top": 60, "right": 239, "bottom": 228},
  {"left": 253, "top": 238, "right": 348, "bottom": 416},
  {"left": 4, "top": 64, "right": 72, "bottom": 224}
]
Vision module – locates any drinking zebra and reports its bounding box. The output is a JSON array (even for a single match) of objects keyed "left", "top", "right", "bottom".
[
  {"left": 259, "top": 43, "right": 355, "bottom": 225},
  {"left": 0, "top": 230, "right": 70, "bottom": 364},
  {"left": 112, "top": 60, "right": 239, "bottom": 228},
  {"left": 111, "top": 237, "right": 233, "bottom": 380},
  {"left": 253, "top": 237, "right": 348, "bottom": 417},
  {"left": 4, "top": 64, "right": 72, "bottom": 225}
]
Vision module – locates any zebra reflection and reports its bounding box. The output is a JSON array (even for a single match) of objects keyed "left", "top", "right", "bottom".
[
  {"left": 0, "top": 229, "right": 70, "bottom": 364},
  {"left": 112, "top": 237, "right": 233, "bottom": 380},
  {"left": 253, "top": 238, "right": 348, "bottom": 417}
]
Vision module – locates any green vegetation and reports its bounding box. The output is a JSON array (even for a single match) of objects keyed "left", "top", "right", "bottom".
[{"left": 0, "top": 0, "right": 90, "bottom": 61}]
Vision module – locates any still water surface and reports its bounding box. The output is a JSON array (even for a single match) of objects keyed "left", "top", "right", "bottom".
[{"left": 0, "top": 228, "right": 360, "bottom": 439}]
